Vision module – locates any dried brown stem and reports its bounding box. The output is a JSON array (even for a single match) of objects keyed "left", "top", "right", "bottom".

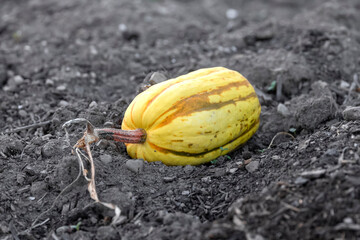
[
  {"left": 268, "top": 132, "right": 295, "bottom": 149},
  {"left": 1, "top": 120, "right": 52, "bottom": 134}
]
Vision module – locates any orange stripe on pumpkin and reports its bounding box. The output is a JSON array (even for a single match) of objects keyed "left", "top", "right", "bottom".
[
  {"left": 146, "top": 118, "right": 259, "bottom": 157},
  {"left": 141, "top": 68, "right": 228, "bottom": 120},
  {"left": 153, "top": 83, "right": 255, "bottom": 129}
]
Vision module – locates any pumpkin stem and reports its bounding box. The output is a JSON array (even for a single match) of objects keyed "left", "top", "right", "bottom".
[{"left": 94, "top": 128, "right": 147, "bottom": 143}]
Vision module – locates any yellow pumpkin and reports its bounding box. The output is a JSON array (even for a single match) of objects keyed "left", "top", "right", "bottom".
[{"left": 118, "top": 67, "right": 261, "bottom": 165}]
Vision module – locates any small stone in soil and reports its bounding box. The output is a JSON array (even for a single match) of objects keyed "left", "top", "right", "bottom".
[
  {"left": 100, "top": 154, "right": 112, "bottom": 164},
  {"left": 183, "top": 165, "right": 194, "bottom": 174},
  {"left": 229, "top": 168, "right": 238, "bottom": 174},
  {"left": 343, "top": 106, "right": 360, "bottom": 121},
  {"left": 58, "top": 100, "right": 69, "bottom": 107},
  {"left": 163, "top": 176, "right": 176, "bottom": 183},
  {"left": 246, "top": 161, "right": 260, "bottom": 173},
  {"left": 95, "top": 224, "right": 118, "bottom": 239},
  {"left": 294, "top": 176, "right": 309, "bottom": 185},
  {"left": 201, "top": 176, "right": 211, "bottom": 183},
  {"left": 56, "top": 85, "right": 67, "bottom": 91},
  {"left": 277, "top": 103, "right": 291, "bottom": 117},
  {"left": 182, "top": 190, "right": 190, "bottom": 195},
  {"left": 125, "top": 159, "right": 144, "bottom": 173},
  {"left": 18, "top": 109, "right": 27, "bottom": 117},
  {"left": 89, "top": 101, "right": 98, "bottom": 108},
  {"left": 339, "top": 80, "right": 350, "bottom": 89},
  {"left": 13, "top": 75, "right": 24, "bottom": 85},
  {"left": 226, "top": 8, "right": 238, "bottom": 20},
  {"left": 45, "top": 79, "right": 54, "bottom": 86}
]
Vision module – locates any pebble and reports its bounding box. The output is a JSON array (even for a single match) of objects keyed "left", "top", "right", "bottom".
[
  {"left": 226, "top": 8, "right": 238, "bottom": 20},
  {"left": 45, "top": 79, "right": 54, "bottom": 86},
  {"left": 277, "top": 103, "right": 291, "bottom": 117},
  {"left": 183, "top": 165, "right": 194, "bottom": 174},
  {"left": 343, "top": 217, "right": 354, "bottom": 224},
  {"left": 300, "top": 169, "right": 326, "bottom": 179},
  {"left": 201, "top": 176, "right": 211, "bottom": 183},
  {"left": 13, "top": 75, "right": 24, "bottom": 85},
  {"left": 89, "top": 101, "right": 98, "bottom": 108},
  {"left": 339, "top": 80, "right": 350, "bottom": 89},
  {"left": 118, "top": 23, "right": 127, "bottom": 32},
  {"left": 181, "top": 190, "right": 190, "bottom": 196},
  {"left": 343, "top": 106, "right": 360, "bottom": 121},
  {"left": 245, "top": 161, "right": 260, "bottom": 173},
  {"left": 163, "top": 176, "right": 176, "bottom": 183},
  {"left": 125, "top": 159, "right": 144, "bottom": 173},
  {"left": 18, "top": 109, "right": 27, "bottom": 117},
  {"left": 294, "top": 176, "right": 309, "bottom": 185},
  {"left": 61, "top": 203, "right": 70, "bottom": 215},
  {"left": 58, "top": 100, "right": 69, "bottom": 107},
  {"left": 229, "top": 168, "right": 238, "bottom": 174},
  {"left": 100, "top": 154, "right": 112, "bottom": 164},
  {"left": 56, "top": 85, "right": 67, "bottom": 91},
  {"left": 295, "top": 81, "right": 337, "bottom": 130},
  {"left": 90, "top": 45, "right": 98, "bottom": 55}
]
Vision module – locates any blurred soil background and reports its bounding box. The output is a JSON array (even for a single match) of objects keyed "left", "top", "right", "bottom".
[{"left": 0, "top": 0, "right": 359, "bottom": 239}]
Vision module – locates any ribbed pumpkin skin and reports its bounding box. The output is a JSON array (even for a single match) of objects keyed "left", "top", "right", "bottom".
[{"left": 121, "top": 67, "right": 261, "bottom": 166}]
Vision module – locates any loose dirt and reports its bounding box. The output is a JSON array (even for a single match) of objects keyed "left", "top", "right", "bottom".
[{"left": 0, "top": 0, "right": 359, "bottom": 239}]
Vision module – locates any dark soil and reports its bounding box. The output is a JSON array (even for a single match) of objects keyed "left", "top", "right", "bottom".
[{"left": 1, "top": 0, "right": 360, "bottom": 239}]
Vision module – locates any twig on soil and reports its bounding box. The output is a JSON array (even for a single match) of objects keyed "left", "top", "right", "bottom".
[
  {"left": 30, "top": 218, "right": 50, "bottom": 230},
  {"left": 338, "top": 147, "right": 356, "bottom": 164},
  {"left": 1, "top": 120, "right": 52, "bottom": 134},
  {"left": 267, "top": 132, "right": 295, "bottom": 149},
  {"left": 0, "top": 151, "right": 6, "bottom": 158},
  {"left": 281, "top": 201, "right": 300, "bottom": 213}
]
